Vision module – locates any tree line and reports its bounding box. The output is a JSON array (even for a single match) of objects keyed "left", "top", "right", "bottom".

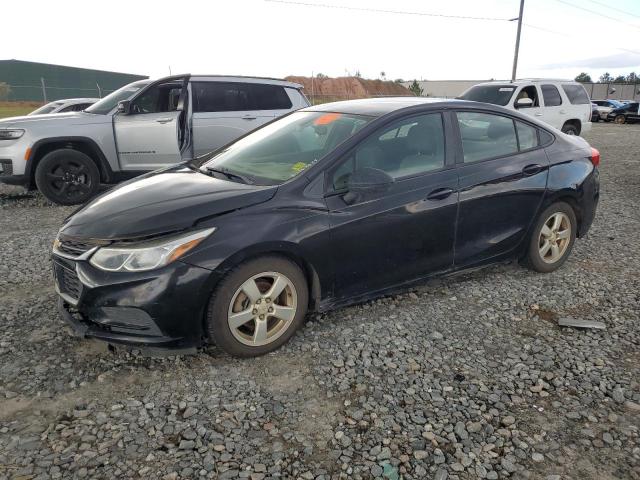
[{"left": 575, "top": 72, "right": 639, "bottom": 84}]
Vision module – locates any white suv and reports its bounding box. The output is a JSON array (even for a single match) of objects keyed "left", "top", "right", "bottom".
[{"left": 460, "top": 79, "right": 592, "bottom": 136}]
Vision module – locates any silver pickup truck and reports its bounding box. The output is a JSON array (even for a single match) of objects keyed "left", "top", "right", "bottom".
[{"left": 0, "top": 74, "right": 309, "bottom": 204}]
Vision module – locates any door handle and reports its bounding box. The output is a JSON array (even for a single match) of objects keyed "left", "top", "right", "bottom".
[
  {"left": 242, "top": 115, "right": 257, "bottom": 120},
  {"left": 560, "top": 110, "right": 567, "bottom": 114},
  {"left": 522, "top": 164, "right": 543, "bottom": 176},
  {"left": 156, "top": 118, "right": 174, "bottom": 124},
  {"left": 534, "top": 113, "right": 543, "bottom": 116},
  {"left": 426, "top": 187, "right": 454, "bottom": 200}
]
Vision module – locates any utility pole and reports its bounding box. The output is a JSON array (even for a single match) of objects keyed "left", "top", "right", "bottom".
[
  {"left": 511, "top": 0, "right": 525, "bottom": 82},
  {"left": 40, "top": 77, "right": 47, "bottom": 103}
]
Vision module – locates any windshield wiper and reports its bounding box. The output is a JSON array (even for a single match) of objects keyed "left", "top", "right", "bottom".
[{"left": 205, "top": 166, "right": 254, "bottom": 185}]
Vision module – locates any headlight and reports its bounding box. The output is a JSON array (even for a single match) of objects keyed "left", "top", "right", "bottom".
[
  {"left": 89, "top": 227, "right": 215, "bottom": 272},
  {"left": 0, "top": 129, "right": 25, "bottom": 140}
]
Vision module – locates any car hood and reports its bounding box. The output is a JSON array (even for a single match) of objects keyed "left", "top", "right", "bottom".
[
  {"left": 59, "top": 166, "right": 278, "bottom": 240},
  {"left": 0, "top": 111, "right": 108, "bottom": 127}
]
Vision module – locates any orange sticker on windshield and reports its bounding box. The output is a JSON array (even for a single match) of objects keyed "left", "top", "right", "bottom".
[{"left": 313, "top": 113, "right": 342, "bottom": 125}]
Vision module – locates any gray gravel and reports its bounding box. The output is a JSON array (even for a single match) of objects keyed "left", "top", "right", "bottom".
[{"left": 1, "top": 122, "right": 639, "bottom": 479}]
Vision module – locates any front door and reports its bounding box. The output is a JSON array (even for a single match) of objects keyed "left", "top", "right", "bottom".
[
  {"left": 114, "top": 78, "right": 187, "bottom": 170},
  {"left": 512, "top": 84, "right": 545, "bottom": 124},
  {"left": 191, "top": 81, "right": 293, "bottom": 156},
  {"left": 453, "top": 110, "right": 549, "bottom": 267},
  {"left": 325, "top": 112, "right": 459, "bottom": 300}
]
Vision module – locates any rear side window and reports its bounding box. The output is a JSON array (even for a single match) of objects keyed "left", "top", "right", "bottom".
[
  {"left": 193, "top": 82, "right": 292, "bottom": 112},
  {"left": 562, "top": 84, "right": 590, "bottom": 105},
  {"left": 456, "top": 112, "right": 518, "bottom": 163},
  {"left": 541, "top": 85, "right": 562, "bottom": 107},
  {"left": 515, "top": 121, "right": 538, "bottom": 150}
]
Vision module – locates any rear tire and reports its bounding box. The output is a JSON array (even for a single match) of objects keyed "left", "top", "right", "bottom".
[
  {"left": 561, "top": 123, "right": 579, "bottom": 135},
  {"left": 525, "top": 202, "right": 577, "bottom": 273},
  {"left": 206, "top": 256, "right": 308, "bottom": 357},
  {"left": 35, "top": 149, "right": 100, "bottom": 205}
]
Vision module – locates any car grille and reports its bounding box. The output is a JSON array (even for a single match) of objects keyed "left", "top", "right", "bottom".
[
  {"left": 0, "top": 160, "right": 13, "bottom": 176},
  {"left": 54, "top": 261, "right": 82, "bottom": 301},
  {"left": 57, "top": 238, "right": 98, "bottom": 257}
]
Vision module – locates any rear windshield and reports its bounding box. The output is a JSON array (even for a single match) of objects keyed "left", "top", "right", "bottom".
[
  {"left": 562, "top": 84, "right": 590, "bottom": 105},
  {"left": 459, "top": 85, "right": 516, "bottom": 106}
]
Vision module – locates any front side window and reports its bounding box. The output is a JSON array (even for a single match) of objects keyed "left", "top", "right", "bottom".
[
  {"left": 198, "top": 111, "right": 372, "bottom": 185},
  {"left": 562, "top": 84, "right": 590, "bottom": 105},
  {"left": 541, "top": 84, "right": 563, "bottom": 107},
  {"left": 131, "top": 82, "right": 182, "bottom": 114},
  {"left": 456, "top": 112, "right": 518, "bottom": 163},
  {"left": 330, "top": 113, "right": 446, "bottom": 190},
  {"left": 514, "top": 85, "right": 540, "bottom": 108}
]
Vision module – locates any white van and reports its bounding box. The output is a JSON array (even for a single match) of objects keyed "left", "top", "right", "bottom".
[{"left": 460, "top": 79, "right": 592, "bottom": 136}]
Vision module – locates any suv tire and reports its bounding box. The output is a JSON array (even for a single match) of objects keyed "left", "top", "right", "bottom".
[
  {"left": 525, "top": 202, "right": 577, "bottom": 273},
  {"left": 561, "top": 123, "right": 579, "bottom": 135},
  {"left": 35, "top": 149, "right": 100, "bottom": 205},
  {"left": 614, "top": 115, "right": 626, "bottom": 124},
  {"left": 206, "top": 256, "right": 308, "bottom": 357}
]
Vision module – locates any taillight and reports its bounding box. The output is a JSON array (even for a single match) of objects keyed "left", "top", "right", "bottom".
[{"left": 590, "top": 147, "right": 600, "bottom": 167}]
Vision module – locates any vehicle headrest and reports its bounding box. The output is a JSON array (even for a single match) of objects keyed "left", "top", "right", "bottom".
[{"left": 406, "top": 124, "right": 436, "bottom": 154}]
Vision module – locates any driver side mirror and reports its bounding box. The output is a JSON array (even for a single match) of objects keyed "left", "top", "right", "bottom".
[
  {"left": 515, "top": 97, "right": 534, "bottom": 109},
  {"left": 117, "top": 100, "right": 132, "bottom": 115},
  {"left": 343, "top": 167, "right": 394, "bottom": 205}
]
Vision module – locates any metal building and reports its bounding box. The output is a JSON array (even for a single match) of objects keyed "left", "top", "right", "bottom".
[{"left": 0, "top": 59, "right": 148, "bottom": 102}]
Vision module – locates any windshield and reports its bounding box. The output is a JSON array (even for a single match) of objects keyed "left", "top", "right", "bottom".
[
  {"left": 85, "top": 80, "right": 151, "bottom": 114},
  {"left": 460, "top": 85, "right": 516, "bottom": 106},
  {"left": 198, "top": 111, "right": 373, "bottom": 185},
  {"left": 29, "top": 101, "right": 64, "bottom": 115}
]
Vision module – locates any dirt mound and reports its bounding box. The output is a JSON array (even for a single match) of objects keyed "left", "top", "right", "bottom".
[{"left": 285, "top": 76, "right": 412, "bottom": 99}]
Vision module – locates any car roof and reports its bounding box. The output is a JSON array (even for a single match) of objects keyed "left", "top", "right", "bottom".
[
  {"left": 473, "top": 79, "right": 577, "bottom": 87},
  {"left": 61, "top": 98, "right": 99, "bottom": 103},
  {"left": 300, "top": 97, "right": 467, "bottom": 117},
  {"left": 189, "top": 75, "right": 303, "bottom": 89}
]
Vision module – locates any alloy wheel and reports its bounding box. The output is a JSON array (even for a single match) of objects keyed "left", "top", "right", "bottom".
[
  {"left": 227, "top": 271, "right": 298, "bottom": 347},
  {"left": 614, "top": 115, "right": 625, "bottom": 124},
  {"left": 45, "top": 159, "right": 93, "bottom": 201},
  {"left": 538, "top": 212, "right": 571, "bottom": 264}
]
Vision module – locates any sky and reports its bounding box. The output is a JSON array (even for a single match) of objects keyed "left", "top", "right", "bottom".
[{"left": 2, "top": 0, "right": 640, "bottom": 82}]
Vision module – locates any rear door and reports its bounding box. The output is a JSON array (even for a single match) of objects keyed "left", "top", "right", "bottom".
[
  {"left": 191, "top": 81, "right": 294, "bottom": 156},
  {"left": 453, "top": 110, "right": 549, "bottom": 267},
  {"left": 113, "top": 76, "right": 188, "bottom": 170},
  {"left": 540, "top": 84, "right": 565, "bottom": 129}
]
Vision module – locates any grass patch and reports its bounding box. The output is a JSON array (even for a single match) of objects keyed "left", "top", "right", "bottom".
[{"left": 0, "top": 101, "right": 42, "bottom": 119}]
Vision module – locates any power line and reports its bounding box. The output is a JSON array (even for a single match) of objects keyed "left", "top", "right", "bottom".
[
  {"left": 264, "top": 0, "right": 514, "bottom": 21},
  {"left": 553, "top": 0, "right": 640, "bottom": 30},
  {"left": 583, "top": 0, "right": 640, "bottom": 20},
  {"left": 524, "top": 23, "right": 640, "bottom": 55}
]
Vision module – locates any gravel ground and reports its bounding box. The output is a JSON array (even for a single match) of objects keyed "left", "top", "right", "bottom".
[{"left": 0, "top": 122, "right": 639, "bottom": 480}]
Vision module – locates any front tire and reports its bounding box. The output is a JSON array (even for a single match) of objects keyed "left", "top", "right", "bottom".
[
  {"left": 614, "top": 115, "right": 626, "bottom": 124},
  {"left": 34, "top": 149, "right": 100, "bottom": 205},
  {"left": 206, "top": 256, "right": 308, "bottom": 357},
  {"left": 525, "top": 202, "right": 577, "bottom": 273}
]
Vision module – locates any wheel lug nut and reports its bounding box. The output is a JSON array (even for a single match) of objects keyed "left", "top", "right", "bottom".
[
  {"left": 266, "top": 298, "right": 271, "bottom": 303},
  {"left": 259, "top": 314, "right": 265, "bottom": 320},
  {"left": 268, "top": 307, "right": 274, "bottom": 313},
  {"left": 256, "top": 299, "right": 261, "bottom": 304},
  {"left": 252, "top": 309, "right": 257, "bottom": 315}
]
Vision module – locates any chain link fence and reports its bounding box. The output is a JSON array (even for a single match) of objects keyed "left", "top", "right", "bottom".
[{"left": 0, "top": 80, "right": 117, "bottom": 103}]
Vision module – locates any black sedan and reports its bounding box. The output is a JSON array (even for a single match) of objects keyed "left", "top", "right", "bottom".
[
  {"left": 53, "top": 98, "right": 600, "bottom": 357},
  {"left": 606, "top": 102, "right": 640, "bottom": 124}
]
